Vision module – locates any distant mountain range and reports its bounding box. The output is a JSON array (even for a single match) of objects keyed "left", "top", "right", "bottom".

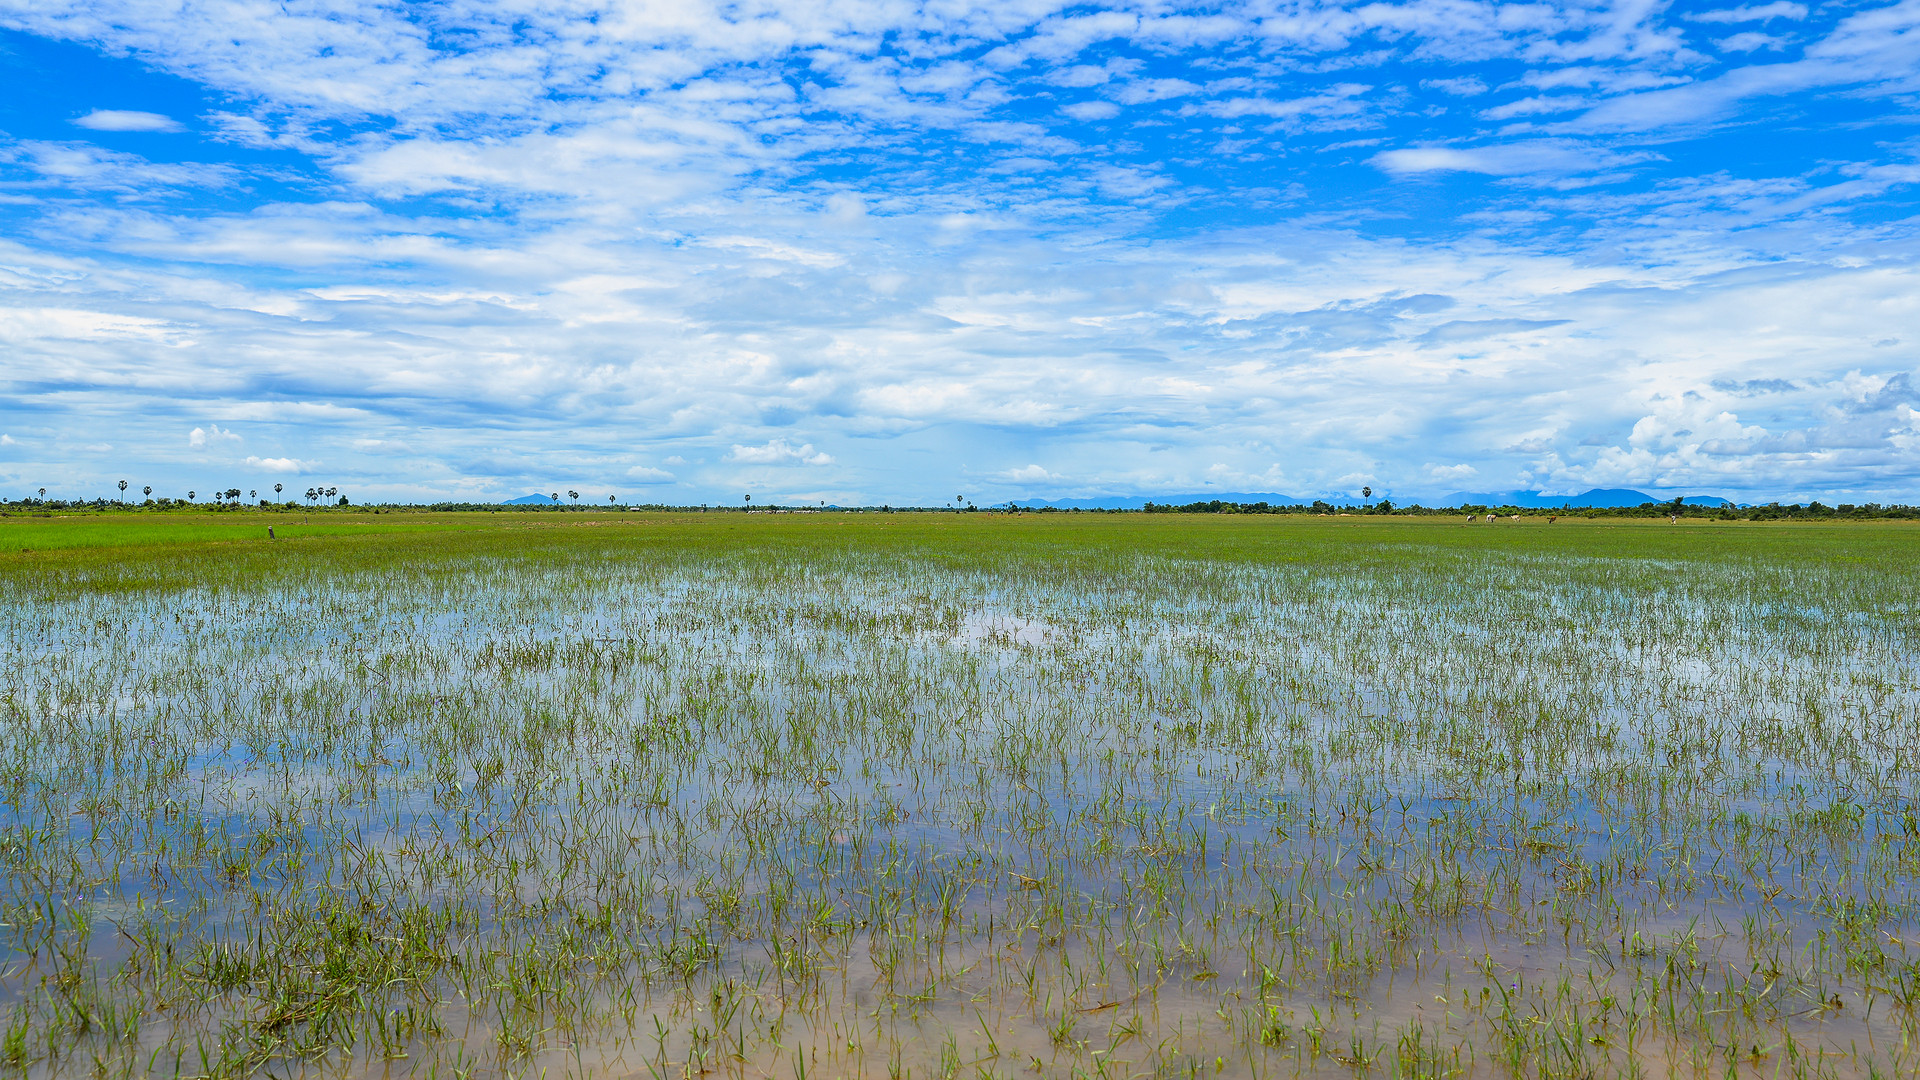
[
  {"left": 1441, "top": 489, "right": 1735, "bottom": 509},
  {"left": 503, "top": 493, "right": 561, "bottom": 505},
  {"left": 999, "top": 491, "right": 1304, "bottom": 510},
  {"left": 998, "top": 488, "right": 1737, "bottom": 510}
]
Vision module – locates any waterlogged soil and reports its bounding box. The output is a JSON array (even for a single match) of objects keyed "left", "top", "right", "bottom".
[{"left": 1, "top": 521, "right": 1918, "bottom": 1078}]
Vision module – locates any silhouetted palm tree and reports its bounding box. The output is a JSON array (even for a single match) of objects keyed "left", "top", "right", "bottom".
[
  {"left": 142, "top": 486, "right": 151, "bottom": 500},
  {"left": 274, "top": 483, "right": 283, "bottom": 500},
  {"left": 118, "top": 480, "right": 128, "bottom": 500}
]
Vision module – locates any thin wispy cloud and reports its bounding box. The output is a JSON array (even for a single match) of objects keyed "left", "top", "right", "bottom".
[
  {"left": 0, "top": 0, "right": 1913, "bottom": 504},
  {"left": 72, "top": 109, "right": 183, "bottom": 132}
]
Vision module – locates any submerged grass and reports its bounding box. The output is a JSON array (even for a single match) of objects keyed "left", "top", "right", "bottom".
[{"left": 0, "top": 511, "right": 1917, "bottom": 1078}]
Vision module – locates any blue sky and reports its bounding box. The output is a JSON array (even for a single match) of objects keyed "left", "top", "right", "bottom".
[{"left": 0, "top": 0, "right": 1916, "bottom": 506}]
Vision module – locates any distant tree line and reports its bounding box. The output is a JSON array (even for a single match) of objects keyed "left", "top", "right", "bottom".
[
  {"left": 4, "top": 495, "right": 1916, "bottom": 519},
  {"left": 4, "top": 481, "right": 347, "bottom": 511},
  {"left": 1, "top": 497, "right": 340, "bottom": 512}
]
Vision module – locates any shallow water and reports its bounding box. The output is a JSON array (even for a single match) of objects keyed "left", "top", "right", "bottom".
[{"left": 0, "top": 541, "right": 1917, "bottom": 1077}]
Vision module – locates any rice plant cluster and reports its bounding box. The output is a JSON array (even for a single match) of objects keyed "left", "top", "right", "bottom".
[{"left": 1, "top": 514, "right": 1916, "bottom": 1079}]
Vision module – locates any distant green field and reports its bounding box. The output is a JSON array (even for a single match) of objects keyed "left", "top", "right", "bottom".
[
  {"left": 1, "top": 507, "right": 1910, "bottom": 575},
  {"left": 0, "top": 510, "right": 476, "bottom": 552}
]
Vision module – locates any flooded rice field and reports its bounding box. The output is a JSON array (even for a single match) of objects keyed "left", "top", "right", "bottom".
[{"left": 2, "top": 522, "right": 1918, "bottom": 1078}]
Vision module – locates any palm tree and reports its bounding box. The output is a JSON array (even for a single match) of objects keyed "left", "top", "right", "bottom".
[
  {"left": 274, "top": 483, "right": 283, "bottom": 500},
  {"left": 607, "top": 494, "right": 615, "bottom": 505},
  {"left": 567, "top": 490, "right": 578, "bottom": 505},
  {"left": 118, "top": 480, "right": 128, "bottom": 501},
  {"left": 36, "top": 487, "right": 45, "bottom": 500},
  {"left": 187, "top": 490, "right": 196, "bottom": 501},
  {"left": 1362, "top": 486, "right": 1372, "bottom": 499},
  {"left": 549, "top": 492, "right": 558, "bottom": 504},
  {"left": 142, "top": 486, "right": 151, "bottom": 500}
]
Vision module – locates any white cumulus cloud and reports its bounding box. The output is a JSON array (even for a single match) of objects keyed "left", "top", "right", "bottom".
[
  {"left": 243, "top": 456, "right": 313, "bottom": 473},
  {"left": 188, "top": 425, "right": 240, "bottom": 448},
  {"left": 728, "top": 440, "right": 834, "bottom": 466}
]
